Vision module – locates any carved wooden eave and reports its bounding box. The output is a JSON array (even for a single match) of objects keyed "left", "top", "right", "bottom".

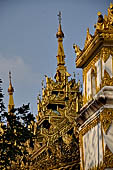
[
  {"left": 76, "top": 32, "right": 113, "bottom": 68},
  {"left": 30, "top": 144, "right": 46, "bottom": 160},
  {"left": 36, "top": 116, "right": 50, "bottom": 126},
  {"left": 77, "top": 86, "right": 113, "bottom": 127}
]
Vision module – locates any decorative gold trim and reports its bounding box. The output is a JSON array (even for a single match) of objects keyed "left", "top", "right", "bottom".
[
  {"left": 79, "top": 133, "right": 84, "bottom": 170},
  {"left": 80, "top": 116, "right": 100, "bottom": 136},
  {"left": 100, "top": 108, "right": 113, "bottom": 134},
  {"left": 79, "top": 108, "right": 113, "bottom": 170},
  {"left": 83, "top": 47, "right": 113, "bottom": 105},
  {"left": 100, "top": 115, "right": 105, "bottom": 162},
  {"left": 83, "top": 53, "right": 100, "bottom": 73},
  {"left": 102, "top": 70, "right": 113, "bottom": 87},
  {"left": 112, "top": 54, "right": 113, "bottom": 76},
  {"left": 83, "top": 53, "right": 101, "bottom": 105}
]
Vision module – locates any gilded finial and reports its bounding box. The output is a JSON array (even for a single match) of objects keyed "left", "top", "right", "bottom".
[
  {"left": 73, "top": 72, "right": 76, "bottom": 79},
  {"left": 97, "top": 11, "right": 102, "bottom": 16},
  {"left": 84, "top": 28, "right": 93, "bottom": 48},
  {"left": 8, "top": 71, "right": 14, "bottom": 112},
  {"left": 9, "top": 71, "right": 11, "bottom": 83},
  {"left": 41, "top": 80, "right": 44, "bottom": 89},
  {"left": 87, "top": 28, "right": 89, "bottom": 34},
  {"left": 8, "top": 71, "right": 14, "bottom": 94},
  {"left": 57, "top": 11, "right": 62, "bottom": 25},
  {"left": 110, "top": 3, "right": 113, "bottom": 9},
  {"left": 56, "top": 11, "right": 64, "bottom": 38}
]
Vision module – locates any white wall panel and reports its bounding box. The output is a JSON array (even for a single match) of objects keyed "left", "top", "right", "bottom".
[
  {"left": 105, "top": 55, "right": 112, "bottom": 78},
  {"left": 87, "top": 69, "right": 91, "bottom": 99},
  {"left": 95, "top": 59, "right": 101, "bottom": 87},
  {"left": 83, "top": 123, "right": 103, "bottom": 170}
]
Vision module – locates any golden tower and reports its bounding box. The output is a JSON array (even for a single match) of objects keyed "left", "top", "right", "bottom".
[
  {"left": 28, "top": 12, "right": 82, "bottom": 170},
  {"left": 74, "top": 3, "right": 113, "bottom": 170},
  {"left": 8, "top": 71, "right": 14, "bottom": 113}
]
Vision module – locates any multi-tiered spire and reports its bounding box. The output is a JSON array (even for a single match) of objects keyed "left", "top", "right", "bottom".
[
  {"left": 8, "top": 71, "right": 14, "bottom": 112},
  {"left": 56, "top": 11, "right": 65, "bottom": 61},
  {"left": 55, "top": 11, "right": 70, "bottom": 82}
]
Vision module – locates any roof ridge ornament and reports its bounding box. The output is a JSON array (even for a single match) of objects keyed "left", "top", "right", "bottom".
[
  {"left": 84, "top": 28, "right": 93, "bottom": 48},
  {"left": 73, "top": 44, "right": 82, "bottom": 58},
  {"left": 94, "top": 3, "right": 113, "bottom": 33},
  {"left": 110, "top": 2, "right": 113, "bottom": 9}
]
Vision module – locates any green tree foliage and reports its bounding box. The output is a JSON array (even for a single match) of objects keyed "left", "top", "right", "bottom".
[{"left": 0, "top": 79, "right": 36, "bottom": 170}]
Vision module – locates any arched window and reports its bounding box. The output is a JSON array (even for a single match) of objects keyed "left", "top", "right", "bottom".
[{"left": 91, "top": 68, "right": 97, "bottom": 97}]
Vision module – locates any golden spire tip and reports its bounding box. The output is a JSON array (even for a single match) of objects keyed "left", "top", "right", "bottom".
[
  {"left": 9, "top": 71, "right": 11, "bottom": 83},
  {"left": 110, "top": 3, "right": 113, "bottom": 9},
  {"left": 8, "top": 71, "right": 14, "bottom": 93},
  {"left": 57, "top": 11, "right": 62, "bottom": 25},
  {"left": 56, "top": 11, "right": 64, "bottom": 38}
]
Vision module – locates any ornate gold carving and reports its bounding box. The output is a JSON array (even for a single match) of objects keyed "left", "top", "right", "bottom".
[
  {"left": 80, "top": 115, "right": 100, "bottom": 136},
  {"left": 82, "top": 46, "right": 113, "bottom": 105},
  {"left": 102, "top": 47, "right": 111, "bottom": 63},
  {"left": 95, "top": 3, "right": 113, "bottom": 33},
  {"left": 84, "top": 52, "right": 100, "bottom": 73},
  {"left": 100, "top": 109, "right": 113, "bottom": 168},
  {"left": 100, "top": 109, "right": 113, "bottom": 134},
  {"left": 84, "top": 28, "right": 93, "bottom": 49},
  {"left": 73, "top": 44, "right": 82, "bottom": 57},
  {"left": 95, "top": 12, "right": 105, "bottom": 32},
  {"left": 102, "top": 70, "right": 113, "bottom": 87},
  {"left": 103, "top": 145, "right": 113, "bottom": 168},
  {"left": 62, "top": 133, "right": 72, "bottom": 145},
  {"left": 28, "top": 15, "right": 82, "bottom": 170},
  {"left": 82, "top": 53, "right": 101, "bottom": 104}
]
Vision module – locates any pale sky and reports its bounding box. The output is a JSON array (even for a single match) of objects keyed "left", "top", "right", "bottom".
[{"left": 0, "top": 0, "right": 111, "bottom": 115}]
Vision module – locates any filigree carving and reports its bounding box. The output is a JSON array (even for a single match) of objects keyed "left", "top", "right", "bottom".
[{"left": 30, "top": 135, "right": 80, "bottom": 170}]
